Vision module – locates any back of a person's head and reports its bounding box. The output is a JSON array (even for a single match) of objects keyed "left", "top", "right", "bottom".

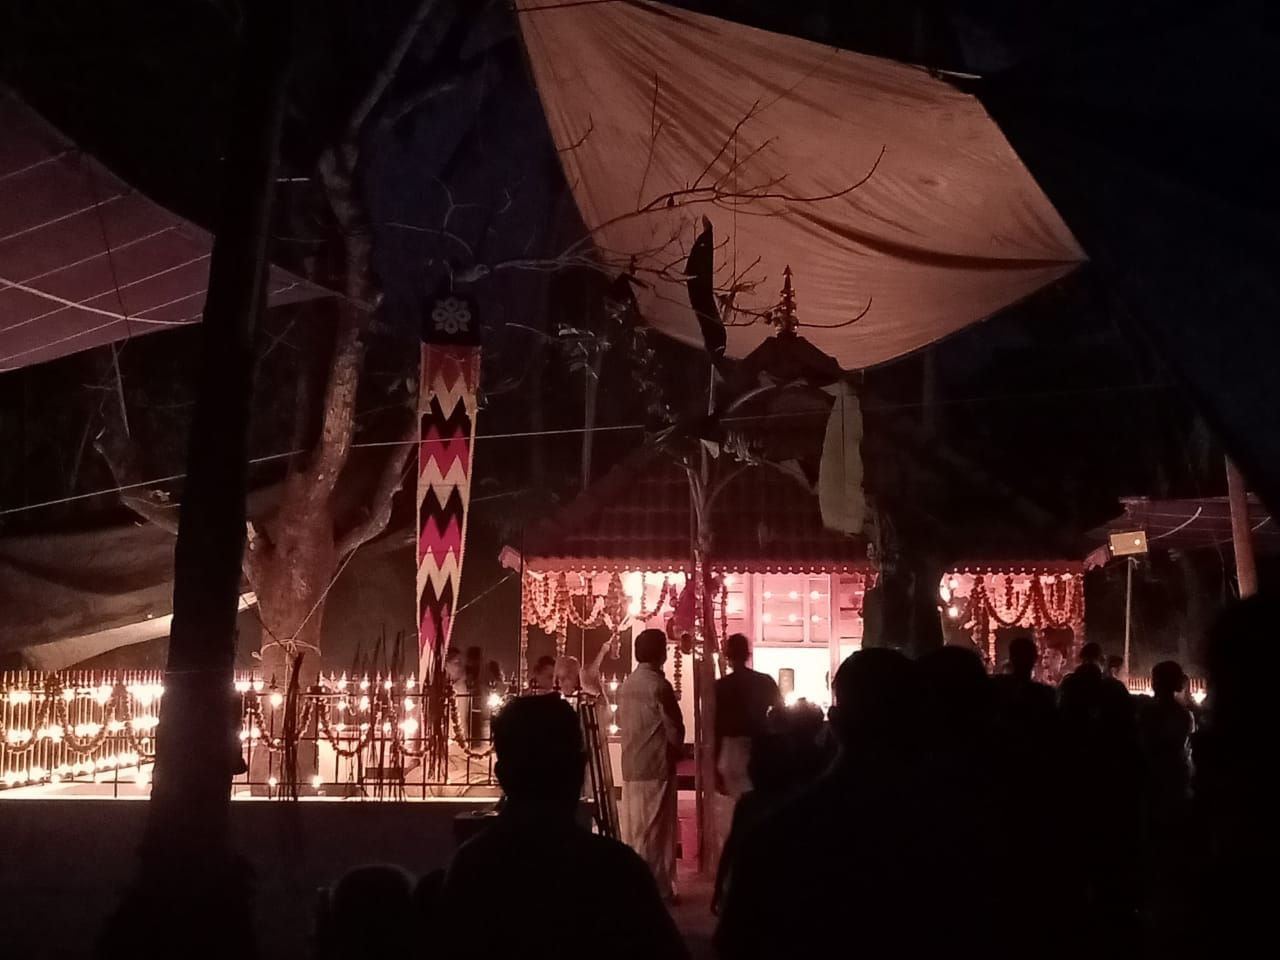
[
  {"left": 1206, "top": 594, "right": 1280, "bottom": 717},
  {"left": 634, "top": 628, "right": 668, "bottom": 665},
  {"left": 1151, "top": 660, "right": 1186, "bottom": 698},
  {"left": 919, "top": 645, "right": 992, "bottom": 740},
  {"left": 724, "top": 632, "right": 751, "bottom": 664},
  {"left": 1008, "top": 636, "right": 1038, "bottom": 675},
  {"left": 531, "top": 655, "right": 556, "bottom": 686},
  {"left": 830, "top": 648, "right": 917, "bottom": 752},
  {"left": 1079, "top": 641, "right": 1104, "bottom": 665},
  {"left": 492, "top": 695, "right": 585, "bottom": 809},
  {"left": 788, "top": 699, "right": 826, "bottom": 738},
  {"left": 324, "top": 864, "right": 415, "bottom": 958}
]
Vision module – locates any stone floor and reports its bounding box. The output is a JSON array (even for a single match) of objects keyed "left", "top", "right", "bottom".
[
  {"left": 671, "top": 863, "right": 716, "bottom": 958},
  {"left": 672, "top": 792, "right": 716, "bottom": 958}
]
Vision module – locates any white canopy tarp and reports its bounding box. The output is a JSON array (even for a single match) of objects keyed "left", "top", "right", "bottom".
[{"left": 517, "top": 1, "right": 1085, "bottom": 369}]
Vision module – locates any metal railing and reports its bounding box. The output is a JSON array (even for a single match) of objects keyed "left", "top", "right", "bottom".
[{"left": 1, "top": 670, "right": 501, "bottom": 798}]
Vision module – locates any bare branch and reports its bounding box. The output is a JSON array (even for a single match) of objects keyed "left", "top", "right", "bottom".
[
  {"left": 558, "top": 116, "right": 595, "bottom": 155},
  {"left": 335, "top": 412, "right": 418, "bottom": 557},
  {"left": 378, "top": 79, "right": 463, "bottom": 132},
  {"left": 345, "top": 0, "right": 446, "bottom": 141},
  {"left": 798, "top": 296, "right": 873, "bottom": 330}
]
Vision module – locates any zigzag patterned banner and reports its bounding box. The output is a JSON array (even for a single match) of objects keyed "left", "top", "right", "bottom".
[{"left": 417, "top": 294, "right": 481, "bottom": 685}]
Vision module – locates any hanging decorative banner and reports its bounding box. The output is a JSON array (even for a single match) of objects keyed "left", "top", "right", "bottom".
[{"left": 417, "top": 291, "right": 482, "bottom": 685}]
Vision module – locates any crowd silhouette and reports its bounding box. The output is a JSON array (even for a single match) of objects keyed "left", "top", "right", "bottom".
[{"left": 316, "top": 595, "right": 1274, "bottom": 960}]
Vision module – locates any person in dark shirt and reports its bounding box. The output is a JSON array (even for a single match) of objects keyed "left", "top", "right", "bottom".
[
  {"left": 712, "top": 701, "right": 830, "bottom": 914},
  {"left": 1057, "top": 641, "right": 1141, "bottom": 954},
  {"left": 716, "top": 649, "right": 924, "bottom": 959},
  {"left": 993, "top": 635, "right": 1057, "bottom": 726},
  {"left": 714, "top": 633, "right": 782, "bottom": 798},
  {"left": 435, "top": 694, "right": 688, "bottom": 960},
  {"left": 1138, "top": 660, "right": 1194, "bottom": 821}
]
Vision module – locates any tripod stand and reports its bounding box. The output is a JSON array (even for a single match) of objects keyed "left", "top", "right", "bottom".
[{"left": 577, "top": 694, "right": 620, "bottom": 840}]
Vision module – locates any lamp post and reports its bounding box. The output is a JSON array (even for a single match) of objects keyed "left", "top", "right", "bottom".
[{"left": 1109, "top": 531, "right": 1149, "bottom": 683}]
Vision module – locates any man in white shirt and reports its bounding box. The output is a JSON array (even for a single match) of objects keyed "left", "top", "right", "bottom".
[{"left": 617, "top": 628, "right": 685, "bottom": 901}]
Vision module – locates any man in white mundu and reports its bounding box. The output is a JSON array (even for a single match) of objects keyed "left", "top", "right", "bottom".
[{"left": 617, "top": 628, "right": 685, "bottom": 901}]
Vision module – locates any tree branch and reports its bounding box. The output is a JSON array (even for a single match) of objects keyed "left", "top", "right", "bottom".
[
  {"left": 345, "top": 0, "right": 447, "bottom": 141},
  {"left": 335, "top": 412, "right": 418, "bottom": 557}
]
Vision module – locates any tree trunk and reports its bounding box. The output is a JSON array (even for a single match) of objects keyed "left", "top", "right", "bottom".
[{"left": 99, "top": 3, "right": 292, "bottom": 956}]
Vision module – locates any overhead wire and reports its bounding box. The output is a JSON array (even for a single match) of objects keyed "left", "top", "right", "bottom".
[{"left": 0, "top": 379, "right": 1174, "bottom": 519}]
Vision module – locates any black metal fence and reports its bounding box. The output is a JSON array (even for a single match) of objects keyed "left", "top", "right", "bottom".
[{"left": 1, "top": 670, "right": 501, "bottom": 797}]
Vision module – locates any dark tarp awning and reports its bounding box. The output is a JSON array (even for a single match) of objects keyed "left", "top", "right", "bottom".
[
  {"left": 0, "top": 519, "right": 415, "bottom": 672},
  {"left": 0, "top": 89, "right": 328, "bottom": 372},
  {"left": 974, "top": 3, "right": 1280, "bottom": 518},
  {"left": 1093, "top": 495, "right": 1278, "bottom": 555}
]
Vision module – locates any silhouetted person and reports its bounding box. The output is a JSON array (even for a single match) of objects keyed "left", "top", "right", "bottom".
[
  {"left": 987, "top": 635, "right": 1065, "bottom": 952},
  {"left": 617, "top": 628, "right": 684, "bottom": 901},
  {"left": 1187, "top": 595, "right": 1280, "bottom": 956},
  {"left": 1057, "top": 642, "right": 1141, "bottom": 956},
  {"left": 435, "top": 695, "right": 688, "bottom": 959},
  {"left": 315, "top": 864, "right": 415, "bottom": 960},
  {"left": 992, "top": 635, "right": 1059, "bottom": 753},
  {"left": 712, "top": 701, "right": 830, "bottom": 914},
  {"left": 1137, "top": 660, "right": 1194, "bottom": 953},
  {"left": 464, "top": 645, "right": 484, "bottom": 686},
  {"left": 1106, "top": 654, "right": 1125, "bottom": 681},
  {"left": 916, "top": 646, "right": 1007, "bottom": 956},
  {"left": 1139, "top": 660, "right": 1194, "bottom": 821},
  {"left": 717, "top": 649, "right": 924, "bottom": 959},
  {"left": 529, "top": 654, "right": 556, "bottom": 693},
  {"left": 714, "top": 633, "right": 782, "bottom": 799},
  {"left": 444, "top": 647, "right": 466, "bottom": 695}
]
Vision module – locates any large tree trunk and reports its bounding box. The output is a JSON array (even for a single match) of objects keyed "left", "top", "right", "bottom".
[{"left": 98, "top": 3, "right": 293, "bottom": 956}]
